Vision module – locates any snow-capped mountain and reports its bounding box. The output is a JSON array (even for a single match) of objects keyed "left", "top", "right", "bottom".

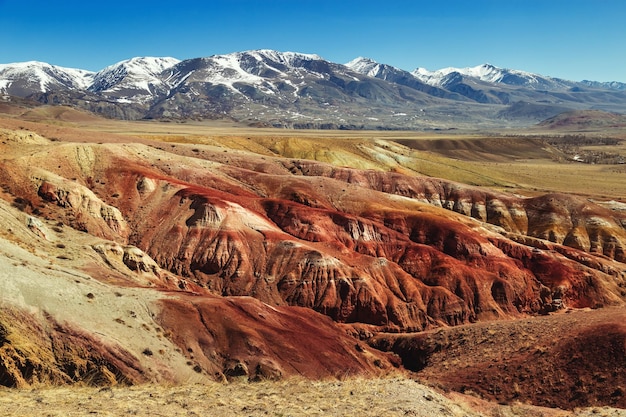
[
  {"left": 412, "top": 63, "right": 576, "bottom": 90},
  {"left": 345, "top": 57, "right": 396, "bottom": 78},
  {"left": 89, "top": 57, "right": 181, "bottom": 101},
  {"left": 0, "top": 61, "right": 94, "bottom": 96},
  {"left": 346, "top": 57, "right": 467, "bottom": 101},
  {"left": 144, "top": 50, "right": 444, "bottom": 124},
  {"left": 1, "top": 50, "right": 625, "bottom": 128},
  {"left": 163, "top": 50, "right": 325, "bottom": 97},
  {"left": 580, "top": 80, "right": 626, "bottom": 91},
  {"left": 347, "top": 58, "right": 572, "bottom": 91},
  {"left": 346, "top": 57, "right": 424, "bottom": 86}
]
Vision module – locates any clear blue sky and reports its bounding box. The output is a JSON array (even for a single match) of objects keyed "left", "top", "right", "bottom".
[{"left": 1, "top": 0, "right": 625, "bottom": 82}]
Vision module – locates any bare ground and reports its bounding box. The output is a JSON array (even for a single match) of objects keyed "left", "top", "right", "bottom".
[
  {"left": 0, "top": 377, "right": 623, "bottom": 417},
  {"left": 371, "top": 307, "right": 626, "bottom": 411}
]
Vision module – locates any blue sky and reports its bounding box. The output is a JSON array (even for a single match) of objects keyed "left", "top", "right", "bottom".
[{"left": 1, "top": 0, "right": 625, "bottom": 82}]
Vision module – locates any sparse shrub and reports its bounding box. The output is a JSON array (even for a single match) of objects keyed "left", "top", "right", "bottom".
[{"left": 12, "top": 197, "right": 32, "bottom": 212}]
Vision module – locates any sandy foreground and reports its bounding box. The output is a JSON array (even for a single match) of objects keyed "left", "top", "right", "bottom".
[{"left": 0, "top": 378, "right": 623, "bottom": 417}]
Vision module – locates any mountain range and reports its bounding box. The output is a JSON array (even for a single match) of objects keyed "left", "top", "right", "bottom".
[{"left": 1, "top": 49, "right": 626, "bottom": 129}]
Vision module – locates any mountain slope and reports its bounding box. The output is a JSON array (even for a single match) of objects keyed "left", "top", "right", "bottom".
[
  {"left": 0, "top": 61, "right": 94, "bottom": 96},
  {"left": 89, "top": 57, "right": 180, "bottom": 101},
  {"left": 345, "top": 57, "right": 469, "bottom": 100},
  {"left": 538, "top": 109, "right": 626, "bottom": 130},
  {"left": 412, "top": 63, "right": 576, "bottom": 90},
  {"left": 1, "top": 50, "right": 626, "bottom": 127},
  {"left": 146, "top": 50, "right": 453, "bottom": 127},
  {"left": 581, "top": 80, "right": 626, "bottom": 90},
  {"left": 411, "top": 63, "right": 626, "bottom": 114}
]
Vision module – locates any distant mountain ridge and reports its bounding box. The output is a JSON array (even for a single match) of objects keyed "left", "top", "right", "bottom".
[
  {"left": 410, "top": 63, "right": 577, "bottom": 90},
  {"left": 580, "top": 80, "right": 626, "bottom": 91},
  {"left": 0, "top": 61, "right": 93, "bottom": 95},
  {"left": 1, "top": 50, "right": 625, "bottom": 129}
]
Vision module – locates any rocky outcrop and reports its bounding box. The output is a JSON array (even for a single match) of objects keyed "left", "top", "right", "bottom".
[
  {"left": 279, "top": 162, "right": 626, "bottom": 260},
  {"left": 91, "top": 242, "right": 198, "bottom": 290},
  {"left": 0, "top": 128, "right": 49, "bottom": 145},
  {"left": 34, "top": 172, "right": 129, "bottom": 241}
]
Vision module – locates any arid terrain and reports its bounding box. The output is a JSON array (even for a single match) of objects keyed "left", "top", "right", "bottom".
[
  {"left": 0, "top": 100, "right": 624, "bottom": 415},
  {"left": 2, "top": 377, "right": 625, "bottom": 417}
]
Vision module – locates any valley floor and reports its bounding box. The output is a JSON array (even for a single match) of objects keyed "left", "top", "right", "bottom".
[{"left": 0, "top": 378, "right": 623, "bottom": 417}]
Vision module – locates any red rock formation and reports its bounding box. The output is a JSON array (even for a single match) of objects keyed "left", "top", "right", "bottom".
[
  {"left": 2, "top": 119, "right": 626, "bottom": 415},
  {"left": 0, "top": 140, "right": 624, "bottom": 335}
]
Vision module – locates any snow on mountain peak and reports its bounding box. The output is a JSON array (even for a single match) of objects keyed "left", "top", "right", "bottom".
[
  {"left": 114, "top": 57, "right": 180, "bottom": 78},
  {"left": 413, "top": 63, "right": 522, "bottom": 86},
  {"left": 346, "top": 57, "right": 377, "bottom": 66},
  {"left": 167, "top": 49, "right": 331, "bottom": 97},
  {"left": 0, "top": 61, "right": 94, "bottom": 93},
  {"left": 244, "top": 49, "right": 323, "bottom": 65},
  {"left": 198, "top": 53, "right": 271, "bottom": 91},
  {"left": 97, "top": 56, "right": 180, "bottom": 75},
  {"left": 345, "top": 57, "right": 382, "bottom": 76},
  {"left": 411, "top": 63, "right": 574, "bottom": 89},
  {"left": 89, "top": 56, "right": 180, "bottom": 94}
]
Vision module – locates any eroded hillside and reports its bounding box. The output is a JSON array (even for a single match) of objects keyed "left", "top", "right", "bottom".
[
  {"left": 2, "top": 127, "right": 625, "bottom": 326},
  {"left": 0, "top": 110, "right": 624, "bottom": 410}
]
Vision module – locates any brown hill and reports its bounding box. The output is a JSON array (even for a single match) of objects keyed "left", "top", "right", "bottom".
[
  {"left": 371, "top": 306, "right": 626, "bottom": 410},
  {"left": 1, "top": 129, "right": 624, "bottom": 332},
  {"left": 539, "top": 110, "right": 626, "bottom": 131},
  {"left": 0, "top": 138, "right": 626, "bottom": 330},
  {"left": 0, "top": 116, "right": 623, "bottom": 411},
  {"left": 0, "top": 193, "right": 395, "bottom": 386}
]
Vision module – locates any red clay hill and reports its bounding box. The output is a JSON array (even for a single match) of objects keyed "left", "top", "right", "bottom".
[
  {"left": 0, "top": 112, "right": 624, "bottom": 409},
  {"left": 8, "top": 138, "right": 623, "bottom": 330}
]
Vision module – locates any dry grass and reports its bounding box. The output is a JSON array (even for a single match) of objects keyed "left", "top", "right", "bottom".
[
  {"left": 459, "top": 159, "right": 626, "bottom": 198},
  {"left": 3, "top": 109, "right": 626, "bottom": 199},
  {"left": 0, "top": 377, "right": 622, "bottom": 417},
  {"left": 0, "top": 378, "right": 451, "bottom": 417},
  {"left": 71, "top": 119, "right": 626, "bottom": 200}
]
